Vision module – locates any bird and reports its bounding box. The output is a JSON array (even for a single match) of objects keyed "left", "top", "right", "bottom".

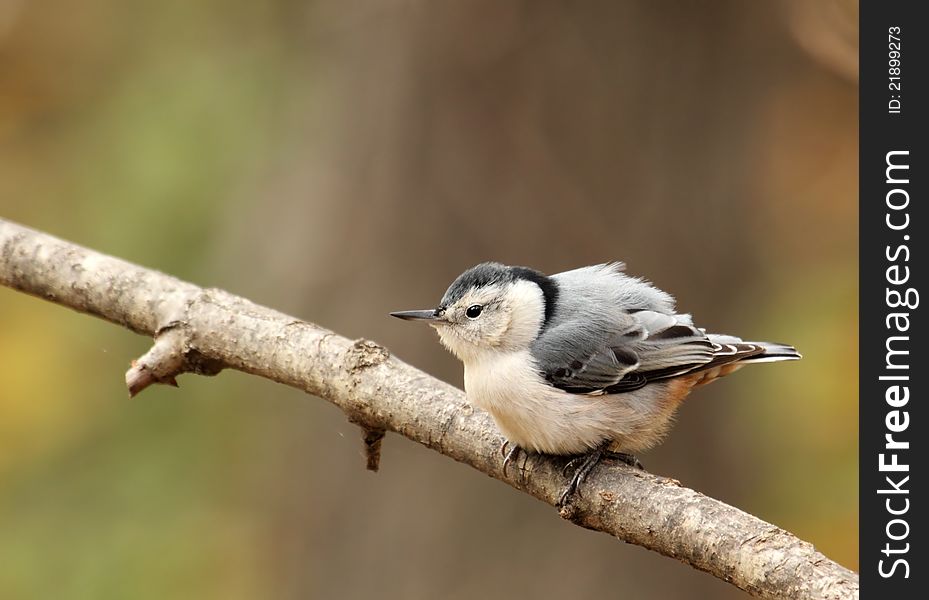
[{"left": 390, "top": 262, "right": 800, "bottom": 505}]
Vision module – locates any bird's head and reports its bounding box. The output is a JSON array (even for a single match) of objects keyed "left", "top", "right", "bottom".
[{"left": 391, "top": 262, "right": 558, "bottom": 363}]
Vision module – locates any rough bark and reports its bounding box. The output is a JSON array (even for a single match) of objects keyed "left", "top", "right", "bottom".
[{"left": 0, "top": 218, "right": 858, "bottom": 600}]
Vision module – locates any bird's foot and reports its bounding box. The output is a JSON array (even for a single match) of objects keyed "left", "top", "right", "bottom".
[
  {"left": 501, "top": 440, "right": 532, "bottom": 479},
  {"left": 558, "top": 445, "right": 606, "bottom": 507},
  {"left": 558, "top": 445, "right": 645, "bottom": 507}
]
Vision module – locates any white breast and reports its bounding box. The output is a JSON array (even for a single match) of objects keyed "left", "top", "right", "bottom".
[{"left": 463, "top": 350, "right": 651, "bottom": 455}]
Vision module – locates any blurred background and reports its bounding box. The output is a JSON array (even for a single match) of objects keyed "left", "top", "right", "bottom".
[{"left": 0, "top": 1, "right": 857, "bottom": 598}]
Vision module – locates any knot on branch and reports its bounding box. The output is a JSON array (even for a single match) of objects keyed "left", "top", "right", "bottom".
[
  {"left": 183, "top": 347, "right": 225, "bottom": 377},
  {"left": 343, "top": 340, "right": 390, "bottom": 472},
  {"left": 125, "top": 327, "right": 225, "bottom": 397},
  {"left": 348, "top": 339, "right": 390, "bottom": 372}
]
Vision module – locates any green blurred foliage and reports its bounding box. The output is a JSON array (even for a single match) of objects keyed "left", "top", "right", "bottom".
[{"left": 2, "top": 2, "right": 295, "bottom": 597}]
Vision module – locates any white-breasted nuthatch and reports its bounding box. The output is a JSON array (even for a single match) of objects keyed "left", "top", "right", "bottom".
[{"left": 391, "top": 262, "right": 799, "bottom": 504}]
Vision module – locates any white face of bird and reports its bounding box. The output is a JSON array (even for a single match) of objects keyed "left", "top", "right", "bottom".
[{"left": 393, "top": 280, "right": 545, "bottom": 363}]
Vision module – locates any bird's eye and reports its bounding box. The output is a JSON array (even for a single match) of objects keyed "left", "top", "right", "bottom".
[{"left": 465, "top": 304, "right": 483, "bottom": 319}]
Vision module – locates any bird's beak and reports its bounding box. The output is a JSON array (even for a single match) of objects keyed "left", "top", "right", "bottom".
[{"left": 390, "top": 309, "right": 440, "bottom": 322}]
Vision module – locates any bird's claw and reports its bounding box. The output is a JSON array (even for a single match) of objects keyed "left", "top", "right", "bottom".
[
  {"left": 558, "top": 446, "right": 644, "bottom": 507},
  {"left": 502, "top": 443, "right": 520, "bottom": 478},
  {"left": 501, "top": 440, "right": 533, "bottom": 480},
  {"left": 558, "top": 447, "right": 604, "bottom": 506}
]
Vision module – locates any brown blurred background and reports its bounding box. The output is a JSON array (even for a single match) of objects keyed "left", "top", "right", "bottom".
[{"left": 0, "top": 1, "right": 857, "bottom": 598}]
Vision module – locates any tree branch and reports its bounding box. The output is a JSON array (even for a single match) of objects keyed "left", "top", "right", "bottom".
[{"left": 0, "top": 218, "right": 858, "bottom": 600}]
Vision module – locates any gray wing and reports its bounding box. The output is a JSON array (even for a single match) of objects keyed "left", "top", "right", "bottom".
[{"left": 533, "top": 309, "right": 717, "bottom": 393}]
